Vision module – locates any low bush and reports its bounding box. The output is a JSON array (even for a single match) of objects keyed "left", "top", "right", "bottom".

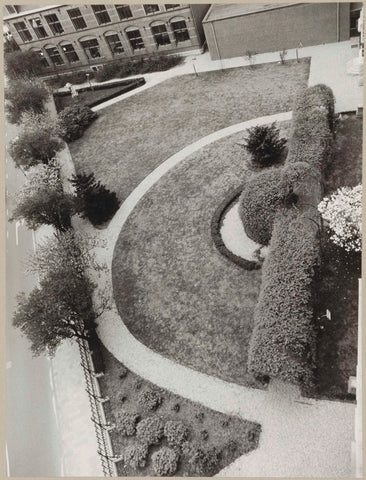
[
  {"left": 9, "top": 113, "right": 63, "bottom": 169},
  {"left": 151, "top": 447, "right": 179, "bottom": 476},
  {"left": 248, "top": 208, "right": 319, "bottom": 385},
  {"left": 58, "top": 104, "right": 98, "bottom": 143},
  {"left": 164, "top": 421, "right": 189, "bottom": 449},
  {"left": 238, "top": 169, "right": 290, "bottom": 246},
  {"left": 94, "top": 62, "right": 122, "bottom": 82},
  {"left": 5, "top": 50, "right": 45, "bottom": 80},
  {"left": 136, "top": 416, "right": 164, "bottom": 445},
  {"left": 5, "top": 78, "right": 49, "bottom": 124},
  {"left": 187, "top": 443, "right": 220, "bottom": 475},
  {"left": 137, "top": 389, "right": 163, "bottom": 411},
  {"left": 117, "top": 411, "right": 140, "bottom": 436},
  {"left": 123, "top": 443, "right": 149, "bottom": 469},
  {"left": 45, "top": 70, "right": 94, "bottom": 89},
  {"left": 243, "top": 122, "right": 286, "bottom": 167}
]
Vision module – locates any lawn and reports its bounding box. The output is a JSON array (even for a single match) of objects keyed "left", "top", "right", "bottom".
[
  {"left": 311, "top": 114, "right": 362, "bottom": 401},
  {"left": 69, "top": 59, "right": 310, "bottom": 202},
  {"left": 112, "top": 121, "right": 292, "bottom": 387},
  {"left": 98, "top": 343, "right": 261, "bottom": 476}
]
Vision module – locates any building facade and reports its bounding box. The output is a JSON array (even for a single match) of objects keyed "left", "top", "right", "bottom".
[
  {"left": 3, "top": 4, "right": 209, "bottom": 74},
  {"left": 203, "top": 3, "right": 354, "bottom": 61}
]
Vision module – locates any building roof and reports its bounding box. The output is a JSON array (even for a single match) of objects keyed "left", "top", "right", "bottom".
[
  {"left": 203, "top": 3, "right": 302, "bottom": 23},
  {"left": 3, "top": 5, "right": 60, "bottom": 21}
]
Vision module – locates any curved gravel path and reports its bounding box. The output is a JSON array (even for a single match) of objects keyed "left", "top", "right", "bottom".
[{"left": 87, "top": 112, "right": 355, "bottom": 477}]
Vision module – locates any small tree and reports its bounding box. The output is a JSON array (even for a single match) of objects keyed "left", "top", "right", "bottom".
[
  {"left": 318, "top": 185, "right": 362, "bottom": 253},
  {"left": 71, "top": 172, "right": 120, "bottom": 226},
  {"left": 8, "top": 112, "right": 63, "bottom": 169},
  {"left": 5, "top": 78, "right": 49, "bottom": 124},
  {"left": 5, "top": 50, "right": 45, "bottom": 80},
  {"left": 243, "top": 122, "right": 287, "bottom": 167}
]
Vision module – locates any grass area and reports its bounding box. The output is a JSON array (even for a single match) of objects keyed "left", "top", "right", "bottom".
[
  {"left": 312, "top": 114, "right": 362, "bottom": 400},
  {"left": 98, "top": 343, "right": 261, "bottom": 476},
  {"left": 112, "top": 121, "right": 292, "bottom": 387},
  {"left": 69, "top": 59, "right": 310, "bottom": 202}
]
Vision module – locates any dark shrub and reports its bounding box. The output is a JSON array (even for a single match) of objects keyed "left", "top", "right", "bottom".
[
  {"left": 94, "top": 62, "right": 122, "bottom": 82},
  {"left": 45, "top": 71, "right": 94, "bottom": 89},
  {"left": 119, "top": 365, "right": 128, "bottom": 379},
  {"left": 248, "top": 208, "right": 319, "bottom": 386},
  {"left": 5, "top": 78, "right": 49, "bottom": 124},
  {"left": 164, "top": 421, "right": 189, "bottom": 449},
  {"left": 123, "top": 443, "right": 149, "bottom": 469},
  {"left": 194, "top": 411, "right": 204, "bottom": 423},
  {"left": 238, "top": 168, "right": 289, "bottom": 246},
  {"left": 243, "top": 122, "right": 287, "bottom": 167},
  {"left": 117, "top": 411, "right": 140, "bottom": 436},
  {"left": 151, "top": 447, "right": 179, "bottom": 476},
  {"left": 137, "top": 389, "right": 163, "bottom": 411},
  {"left": 5, "top": 50, "right": 45, "bottom": 80},
  {"left": 136, "top": 416, "right": 164, "bottom": 445},
  {"left": 58, "top": 104, "right": 98, "bottom": 142}
]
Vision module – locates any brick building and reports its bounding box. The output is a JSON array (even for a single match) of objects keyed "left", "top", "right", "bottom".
[
  {"left": 3, "top": 4, "right": 210, "bottom": 74},
  {"left": 203, "top": 3, "right": 360, "bottom": 61}
]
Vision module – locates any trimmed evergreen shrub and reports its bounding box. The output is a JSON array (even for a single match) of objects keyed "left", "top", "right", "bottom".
[
  {"left": 164, "top": 421, "right": 189, "bottom": 449},
  {"left": 136, "top": 416, "right": 164, "bottom": 445},
  {"left": 151, "top": 447, "right": 179, "bottom": 476},
  {"left": 70, "top": 172, "right": 120, "bottom": 226},
  {"left": 5, "top": 78, "right": 49, "bottom": 124},
  {"left": 58, "top": 104, "right": 98, "bottom": 142},
  {"left": 117, "top": 411, "right": 140, "bottom": 436},
  {"left": 248, "top": 208, "right": 319, "bottom": 385},
  {"left": 123, "top": 443, "right": 149, "bottom": 469},
  {"left": 137, "top": 389, "right": 163, "bottom": 411},
  {"left": 243, "top": 122, "right": 287, "bottom": 167},
  {"left": 238, "top": 169, "right": 290, "bottom": 246}
]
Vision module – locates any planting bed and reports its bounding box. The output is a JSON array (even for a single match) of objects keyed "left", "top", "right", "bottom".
[
  {"left": 112, "top": 122, "right": 291, "bottom": 387},
  {"left": 98, "top": 343, "right": 261, "bottom": 477},
  {"left": 70, "top": 59, "right": 310, "bottom": 202}
]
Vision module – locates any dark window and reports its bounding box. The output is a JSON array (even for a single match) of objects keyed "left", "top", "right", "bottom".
[
  {"left": 171, "top": 20, "right": 189, "bottom": 42},
  {"left": 30, "top": 18, "right": 48, "bottom": 39},
  {"left": 6, "top": 6, "right": 18, "bottom": 15},
  {"left": 33, "top": 49, "right": 50, "bottom": 68},
  {"left": 44, "top": 13, "right": 64, "bottom": 35},
  {"left": 105, "top": 34, "right": 124, "bottom": 55},
  {"left": 115, "top": 5, "right": 133, "bottom": 20},
  {"left": 91, "top": 5, "right": 111, "bottom": 25},
  {"left": 144, "top": 4, "right": 160, "bottom": 15},
  {"left": 67, "top": 8, "right": 87, "bottom": 30},
  {"left": 61, "top": 43, "right": 80, "bottom": 63},
  {"left": 14, "top": 21, "right": 32, "bottom": 42},
  {"left": 80, "top": 38, "right": 102, "bottom": 59},
  {"left": 126, "top": 29, "right": 145, "bottom": 50},
  {"left": 165, "top": 4, "right": 179, "bottom": 9},
  {"left": 151, "top": 24, "right": 171, "bottom": 46},
  {"left": 45, "top": 46, "right": 64, "bottom": 65}
]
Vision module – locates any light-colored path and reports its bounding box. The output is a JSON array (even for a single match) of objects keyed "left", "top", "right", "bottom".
[
  {"left": 85, "top": 111, "right": 355, "bottom": 477},
  {"left": 84, "top": 41, "right": 362, "bottom": 113}
]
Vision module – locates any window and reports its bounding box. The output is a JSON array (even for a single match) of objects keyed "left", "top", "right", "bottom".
[
  {"left": 67, "top": 8, "right": 87, "bottom": 30},
  {"left": 92, "top": 5, "right": 111, "bottom": 25},
  {"left": 151, "top": 24, "right": 171, "bottom": 46},
  {"left": 6, "top": 6, "right": 18, "bottom": 15},
  {"left": 165, "top": 4, "right": 179, "bottom": 9},
  {"left": 105, "top": 34, "right": 124, "bottom": 55},
  {"left": 32, "top": 49, "right": 50, "bottom": 68},
  {"left": 14, "top": 21, "right": 32, "bottom": 42},
  {"left": 45, "top": 46, "right": 64, "bottom": 65},
  {"left": 80, "top": 38, "right": 102, "bottom": 59},
  {"left": 44, "top": 13, "right": 64, "bottom": 35},
  {"left": 61, "top": 43, "right": 80, "bottom": 63},
  {"left": 115, "top": 5, "right": 133, "bottom": 20},
  {"left": 171, "top": 19, "right": 189, "bottom": 42},
  {"left": 30, "top": 18, "right": 48, "bottom": 39},
  {"left": 144, "top": 4, "right": 160, "bottom": 15},
  {"left": 126, "top": 28, "right": 144, "bottom": 50}
]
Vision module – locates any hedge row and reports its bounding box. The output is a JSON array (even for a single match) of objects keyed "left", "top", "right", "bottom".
[{"left": 247, "top": 84, "right": 335, "bottom": 385}]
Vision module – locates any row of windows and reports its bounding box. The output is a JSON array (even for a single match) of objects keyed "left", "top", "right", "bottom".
[
  {"left": 13, "top": 4, "right": 181, "bottom": 42},
  {"left": 31, "top": 21, "right": 190, "bottom": 67}
]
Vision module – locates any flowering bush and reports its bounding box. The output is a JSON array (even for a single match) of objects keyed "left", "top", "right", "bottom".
[
  {"left": 123, "top": 443, "right": 149, "bottom": 469},
  {"left": 318, "top": 185, "right": 362, "bottom": 253},
  {"left": 117, "top": 411, "right": 140, "bottom": 436},
  {"left": 164, "top": 421, "right": 189, "bottom": 449},
  {"left": 151, "top": 447, "right": 179, "bottom": 476},
  {"left": 136, "top": 416, "right": 164, "bottom": 445},
  {"left": 137, "top": 389, "right": 163, "bottom": 411}
]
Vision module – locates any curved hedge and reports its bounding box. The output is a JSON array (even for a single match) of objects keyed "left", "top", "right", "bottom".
[
  {"left": 238, "top": 168, "right": 289, "bottom": 246},
  {"left": 247, "top": 84, "right": 335, "bottom": 385}
]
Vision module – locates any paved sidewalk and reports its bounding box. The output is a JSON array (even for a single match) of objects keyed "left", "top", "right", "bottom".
[{"left": 88, "top": 113, "right": 355, "bottom": 478}]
